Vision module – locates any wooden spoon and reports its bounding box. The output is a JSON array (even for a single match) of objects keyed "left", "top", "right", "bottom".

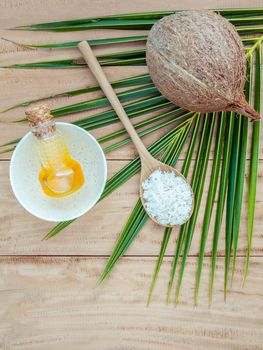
[{"left": 78, "top": 41, "right": 194, "bottom": 227}]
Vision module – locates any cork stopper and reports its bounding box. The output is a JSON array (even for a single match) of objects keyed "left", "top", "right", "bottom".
[{"left": 25, "top": 104, "right": 56, "bottom": 139}]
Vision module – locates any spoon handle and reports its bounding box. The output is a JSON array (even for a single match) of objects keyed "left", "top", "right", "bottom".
[{"left": 78, "top": 41, "right": 151, "bottom": 161}]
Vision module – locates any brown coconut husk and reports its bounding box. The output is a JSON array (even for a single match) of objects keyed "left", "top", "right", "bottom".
[{"left": 146, "top": 10, "right": 260, "bottom": 121}]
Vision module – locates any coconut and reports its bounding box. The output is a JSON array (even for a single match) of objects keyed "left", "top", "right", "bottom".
[{"left": 146, "top": 10, "right": 260, "bottom": 120}]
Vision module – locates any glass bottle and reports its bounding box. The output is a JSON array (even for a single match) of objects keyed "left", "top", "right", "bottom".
[{"left": 25, "top": 105, "right": 84, "bottom": 198}]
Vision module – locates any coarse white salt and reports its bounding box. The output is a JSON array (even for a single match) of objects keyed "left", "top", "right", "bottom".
[{"left": 142, "top": 169, "right": 193, "bottom": 225}]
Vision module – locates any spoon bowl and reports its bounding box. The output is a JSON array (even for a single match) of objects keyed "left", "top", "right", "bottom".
[{"left": 139, "top": 157, "right": 194, "bottom": 227}]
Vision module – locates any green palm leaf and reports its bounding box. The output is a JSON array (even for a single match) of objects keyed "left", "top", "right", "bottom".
[
  {"left": 224, "top": 115, "right": 242, "bottom": 299},
  {"left": 175, "top": 114, "right": 216, "bottom": 304},
  {"left": 98, "top": 107, "right": 184, "bottom": 144},
  {"left": 10, "top": 34, "right": 256, "bottom": 51},
  {"left": 147, "top": 227, "right": 172, "bottom": 305},
  {"left": 72, "top": 95, "right": 169, "bottom": 128},
  {"left": 146, "top": 119, "right": 195, "bottom": 304},
  {"left": 0, "top": 73, "right": 152, "bottom": 113},
  {"left": 1, "top": 94, "right": 171, "bottom": 151},
  {"left": 230, "top": 57, "right": 252, "bottom": 284},
  {"left": 209, "top": 113, "right": 235, "bottom": 304},
  {"left": 195, "top": 112, "right": 225, "bottom": 305},
  {"left": 19, "top": 35, "right": 148, "bottom": 49},
  {"left": 98, "top": 116, "right": 195, "bottom": 284},
  {"left": 14, "top": 9, "right": 263, "bottom": 31},
  {"left": 4, "top": 36, "right": 262, "bottom": 70},
  {"left": 230, "top": 116, "right": 248, "bottom": 285},
  {"left": 166, "top": 114, "right": 202, "bottom": 303},
  {"left": 243, "top": 44, "right": 261, "bottom": 284},
  {"left": 6, "top": 56, "right": 147, "bottom": 69},
  {"left": 16, "top": 84, "right": 159, "bottom": 121}
]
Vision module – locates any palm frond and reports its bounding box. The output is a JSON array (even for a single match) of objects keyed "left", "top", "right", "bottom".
[
  {"left": 4, "top": 36, "right": 262, "bottom": 70},
  {"left": 195, "top": 112, "right": 225, "bottom": 305},
  {"left": 98, "top": 116, "right": 196, "bottom": 284},
  {"left": 243, "top": 43, "right": 261, "bottom": 284},
  {"left": 103, "top": 111, "right": 191, "bottom": 153},
  {"left": 10, "top": 34, "right": 256, "bottom": 51},
  {"left": 98, "top": 107, "right": 184, "bottom": 144},
  {"left": 16, "top": 84, "right": 159, "bottom": 121},
  {"left": 209, "top": 113, "right": 235, "bottom": 304},
  {"left": 1, "top": 94, "right": 171, "bottom": 151},
  {"left": 230, "top": 57, "right": 252, "bottom": 285},
  {"left": 224, "top": 115, "right": 242, "bottom": 299},
  {"left": 166, "top": 114, "right": 202, "bottom": 303},
  {"left": 0, "top": 73, "right": 152, "bottom": 113},
  {"left": 175, "top": 114, "right": 216, "bottom": 304},
  {"left": 14, "top": 9, "right": 263, "bottom": 31},
  {"left": 18, "top": 35, "right": 148, "bottom": 49},
  {"left": 230, "top": 116, "right": 248, "bottom": 285},
  {"left": 146, "top": 119, "right": 195, "bottom": 304},
  {"left": 6, "top": 56, "right": 147, "bottom": 69},
  {"left": 147, "top": 227, "right": 172, "bottom": 306}
]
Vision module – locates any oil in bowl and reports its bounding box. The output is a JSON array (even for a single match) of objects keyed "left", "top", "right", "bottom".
[{"left": 10, "top": 121, "right": 107, "bottom": 222}]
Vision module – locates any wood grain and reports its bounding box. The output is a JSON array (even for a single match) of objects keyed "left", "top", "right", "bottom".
[
  {"left": 0, "top": 1, "right": 262, "bottom": 349},
  {"left": 0, "top": 257, "right": 263, "bottom": 350},
  {"left": 0, "top": 160, "right": 262, "bottom": 256},
  {"left": 0, "top": 69, "right": 262, "bottom": 160}
]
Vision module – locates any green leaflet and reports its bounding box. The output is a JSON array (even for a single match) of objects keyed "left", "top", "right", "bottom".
[
  {"left": 0, "top": 73, "right": 152, "bottom": 113},
  {"left": 103, "top": 110, "right": 191, "bottom": 154},
  {"left": 230, "top": 58, "right": 252, "bottom": 284},
  {"left": 99, "top": 116, "right": 195, "bottom": 285},
  {"left": 5, "top": 36, "right": 263, "bottom": 70},
  {"left": 73, "top": 96, "right": 169, "bottom": 128},
  {"left": 22, "top": 35, "right": 148, "bottom": 49},
  {"left": 1, "top": 95, "right": 171, "bottom": 151},
  {"left": 169, "top": 117, "right": 211, "bottom": 303},
  {"left": 224, "top": 116, "right": 242, "bottom": 299},
  {"left": 147, "top": 227, "right": 172, "bottom": 306},
  {"left": 175, "top": 114, "right": 216, "bottom": 304},
  {"left": 16, "top": 84, "right": 159, "bottom": 121},
  {"left": 14, "top": 9, "right": 263, "bottom": 31},
  {"left": 209, "top": 113, "right": 235, "bottom": 304},
  {"left": 12, "top": 36, "right": 257, "bottom": 51},
  {"left": 147, "top": 115, "right": 199, "bottom": 305},
  {"left": 98, "top": 107, "right": 185, "bottom": 144},
  {"left": 166, "top": 114, "right": 202, "bottom": 303},
  {"left": 230, "top": 116, "right": 248, "bottom": 285},
  {"left": 243, "top": 44, "right": 261, "bottom": 283},
  {"left": 195, "top": 112, "right": 226, "bottom": 305},
  {"left": 6, "top": 57, "right": 147, "bottom": 69}
]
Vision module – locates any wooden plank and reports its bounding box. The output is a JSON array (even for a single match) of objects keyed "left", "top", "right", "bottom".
[
  {"left": 0, "top": 1, "right": 262, "bottom": 349},
  {"left": 1, "top": 0, "right": 262, "bottom": 29},
  {"left": 0, "top": 67, "right": 262, "bottom": 161},
  {"left": 0, "top": 257, "right": 263, "bottom": 350},
  {"left": 0, "top": 159, "right": 262, "bottom": 256}
]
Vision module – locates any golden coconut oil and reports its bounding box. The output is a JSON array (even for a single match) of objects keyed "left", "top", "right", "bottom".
[{"left": 25, "top": 105, "right": 84, "bottom": 198}]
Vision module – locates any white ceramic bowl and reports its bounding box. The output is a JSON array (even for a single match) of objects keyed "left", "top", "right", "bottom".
[{"left": 10, "top": 122, "right": 107, "bottom": 222}]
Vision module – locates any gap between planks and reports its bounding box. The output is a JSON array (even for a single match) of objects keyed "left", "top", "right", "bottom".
[{"left": 0, "top": 254, "right": 261, "bottom": 257}]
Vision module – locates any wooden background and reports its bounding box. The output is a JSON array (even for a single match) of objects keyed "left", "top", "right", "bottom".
[{"left": 0, "top": 0, "right": 263, "bottom": 349}]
